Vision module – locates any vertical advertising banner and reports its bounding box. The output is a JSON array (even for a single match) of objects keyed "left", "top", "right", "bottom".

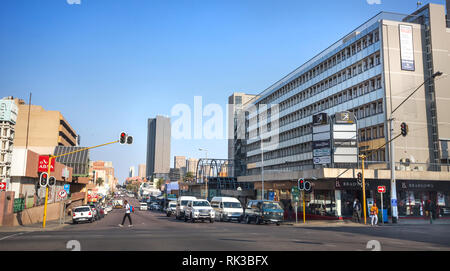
[{"left": 399, "top": 24, "right": 415, "bottom": 71}]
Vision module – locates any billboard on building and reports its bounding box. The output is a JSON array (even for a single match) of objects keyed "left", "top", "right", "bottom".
[{"left": 399, "top": 24, "right": 415, "bottom": 71}]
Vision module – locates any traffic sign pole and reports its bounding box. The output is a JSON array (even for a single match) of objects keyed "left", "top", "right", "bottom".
[{"left": 381, "top": 191, "right": 384, "bottom": 225}]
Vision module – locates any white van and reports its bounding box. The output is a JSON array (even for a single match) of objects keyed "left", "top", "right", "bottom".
[
  {"left": 175, "top": 196, "right": 197, "bottom": 220},
  {"left": 210, "top": 197, "right": 244, "bottom": 222}
]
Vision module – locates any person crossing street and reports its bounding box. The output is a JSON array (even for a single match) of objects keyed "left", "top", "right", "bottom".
[{"left": 119, "top": 200, "right": 133, "bottom": 227}]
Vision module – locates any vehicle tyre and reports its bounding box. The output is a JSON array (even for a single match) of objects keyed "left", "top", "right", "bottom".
[
  {"left": 276, "top": 222, "right": 281, "bottom": 226},
  {"left": 73, "top": 220, "right": 77, "bottom": 225},
  {"left": 238, "top": 218, "right": 242, "bottom": 223},
  {"left": 210, "top": 218, "right": 214, "bottom": 223},
  {"left": 245, "top": 216, "right": 251, "bottom": 224},
  {"left": 184, "top": 215, "right": 188, "bottom": 222},
  {"left": 166, "top": 213, "right": 171, "bottom": 217},
  {"left": 191, "top": 215, "right": 195, "bottom": 223},
  {"left": 219, "top": 214, "right": 223, "bottom": 222},
  {"left": 255, "top": 217, "right": 261, "bottom": 225}
]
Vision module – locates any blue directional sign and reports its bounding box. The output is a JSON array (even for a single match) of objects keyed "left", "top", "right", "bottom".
[{"left": 64, "top": 184, "right": 70, "bottom": 195}]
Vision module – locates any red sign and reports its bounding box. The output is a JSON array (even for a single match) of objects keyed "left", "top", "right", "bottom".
[
  {"left": 38, "top": 156, "right": 55, "bottom": 172},
  {"left": 377, "top": 186, "right": 386, "bottom": 193},
  {"left": 0, "top": 182, "right": 6, "bottom": 191}
]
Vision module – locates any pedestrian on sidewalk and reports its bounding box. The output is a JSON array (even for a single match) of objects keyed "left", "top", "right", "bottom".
[
  {"left": 119, "top": 200, "right": 133, "bottom": 227},
  {"left": 370, "top": 203, "right": 379, "bottom": 226},
  {"left": 353, "top": 198, "right": 362, "bottom": 223}
]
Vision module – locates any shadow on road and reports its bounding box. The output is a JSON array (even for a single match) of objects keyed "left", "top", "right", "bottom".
[{"left": 298, "top": 226, "right": 450, "bottom": 248}]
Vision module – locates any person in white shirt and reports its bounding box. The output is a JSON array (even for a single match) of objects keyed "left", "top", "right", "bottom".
[{"left": 119, "top": 200, "right": 133, "bottom": 227}]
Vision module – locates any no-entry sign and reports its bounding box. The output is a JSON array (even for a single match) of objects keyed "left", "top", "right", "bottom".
[{"left": 378, "top": 186, "right": 386, "bottom": 193}]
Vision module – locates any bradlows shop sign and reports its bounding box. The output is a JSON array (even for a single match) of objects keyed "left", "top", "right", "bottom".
[
  {"left": 397, "top": 180, "right": 450, "bottom": 191},
  {"left": 335, "top": 179, "right": 390, "bottom": 190}
]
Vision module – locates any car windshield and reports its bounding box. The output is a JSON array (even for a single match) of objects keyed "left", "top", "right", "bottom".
[
  {"left": 141, "top": 203, "right": 147, "bottom": 206},
  {"left": 223, "top": 202, "right": 242, "bottom": 208},
  {"left": 263, "top": 202, "right": 282, "bottom": 210},
  {"left": 193, "top": 201, "right": 210, "bottom": 207},
  {"left": 75, "top": 207, "right": 90, "bottom": 212},
  {"left": 181, "top": 200, "right": 189, "bottom": 206},
  {"left": 169, "top": 203, "right": 176, "bottom": 207}
]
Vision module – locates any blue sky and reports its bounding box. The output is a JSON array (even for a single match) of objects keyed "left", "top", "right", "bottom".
[{"left": 0, "top": 0, "right": 446, "bottom": 183}]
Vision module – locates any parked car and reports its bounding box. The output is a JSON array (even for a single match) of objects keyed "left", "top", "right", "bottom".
[
  {"left": 244, "top": 200, "right": 283, "bottom": 226},
  {"left": 175, "top": 196, "right": 197, "bottom": 220},
  {"left": 166, "top": 201, "right": 177, "bottom": 217},
  {"left": 211, "top": 197, "right": 244, "bottom": 222},
  {"left": 72, "top": 206, "right": 94, "bottom": 224},
  {"left": 184, "top": 199, "right": 215, "bottom": 223},
  {"left": 140, "top": 202, "right": 148, "bottom": 211}
]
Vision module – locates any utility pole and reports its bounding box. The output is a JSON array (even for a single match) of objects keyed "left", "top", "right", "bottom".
[{"left": 389, "top": 118, "right": 398, "bottom": 223}]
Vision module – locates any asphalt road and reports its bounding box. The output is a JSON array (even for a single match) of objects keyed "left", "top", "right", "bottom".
[{"left": 1, "top": 197, "right": 450, "bottom": 251}]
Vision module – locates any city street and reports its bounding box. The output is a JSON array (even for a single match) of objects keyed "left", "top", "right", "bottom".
[{"left": 1, "top": 197, "right": 450, "bottom": 251}]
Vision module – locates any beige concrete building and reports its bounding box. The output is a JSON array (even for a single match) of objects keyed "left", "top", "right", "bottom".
[
  {"left": 13, "top": 99, "right": 78, "bottom": 155},
  {"left": 187, "top": 158, "right": 199, "bottom": 174},
  {"left": 138, "top": 164, "right": 146, "bottom": 178},
  {"left": 236, "top": 3, "right": 450, "bottom": 221}
]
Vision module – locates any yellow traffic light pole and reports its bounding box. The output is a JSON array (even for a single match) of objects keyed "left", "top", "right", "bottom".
[
  {"left": 302, "top": 190, "right": 306, "bottom": 224},
  {"left": 359, "top": 154, "right": 367, "bottom": 225},
  {"left": 42, "top": 140, "right": 120, "bottom": 228}
]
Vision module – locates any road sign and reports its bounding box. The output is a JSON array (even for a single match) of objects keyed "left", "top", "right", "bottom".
[
  {"left": 58, "top": 190, "right": 67, "bottom": 199},
  {"left": 64, "top": 184, "right": 70, "bottom": 194},
  {"left": 0, "top": 182, "right": 6, "bottom": 191},
  {"left": 313, "top": 156, "right": 331, "bottom": 165},
  {"left": 38, "top": 156, "right": 55, "bottom": 172},
  {"left": 377, "top": 186, "right": 386, "bottom": 193}
]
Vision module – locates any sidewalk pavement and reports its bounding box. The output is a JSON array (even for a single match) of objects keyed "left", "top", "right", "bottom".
[
  {"left": 0, "top": 217, "right": 71, "bottom": 233},
  {"left": 285, "top": 218, "right": 450, "bottom": 227}
]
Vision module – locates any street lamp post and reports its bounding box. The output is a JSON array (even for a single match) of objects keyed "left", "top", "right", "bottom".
[
  {"left": 199, "top": 148, "right": 208, "bottom": 200},
  {"left": 388, "top": 71, "right": 442, "bottom": 224},
  {"left": 260, "top": 137, "right": 271, "bottom": 200}
]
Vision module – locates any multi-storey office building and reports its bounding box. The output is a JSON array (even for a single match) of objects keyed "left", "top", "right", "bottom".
[
  {"left": 0, "top": 97, "right": 18, "bottom": 189},
  {"left": 146, "top": 116, "right": 171, "bottom": 179},
  {"left": 228, "top": 93, "right": 259, "bottom": 177},
  {"left": 237, "top": 3, "right": 450, "bottom": 220}
]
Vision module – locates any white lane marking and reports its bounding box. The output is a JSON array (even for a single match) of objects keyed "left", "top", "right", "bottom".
[{"left": 0, "top": 232, "right": 25, "bottom": 241}]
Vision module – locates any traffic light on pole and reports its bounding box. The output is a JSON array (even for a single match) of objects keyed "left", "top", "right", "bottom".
[
  {"left": 120, "top": 132, "right": 127, "bottom": 145},
  {"left": 126, "top": 135, "right": 133, "bottom": 145},
  {"left": 401, "top": 122, "right": 408, "bottom": 137},
  {"left": 357, "top": 172, "right": 363, "bottom": 185},
  {"left": 298, "top": 179, "right": 304, "bottom": 190},
  {"left": 304, "top": 181, "right": 312, "bottom": 193},
  {"left": 39, "top": 172, "right": 49, "bottom": 187}
]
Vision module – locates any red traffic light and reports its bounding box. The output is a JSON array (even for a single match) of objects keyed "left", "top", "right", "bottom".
[{"left": 120, "top": 132, "right": 127, "bottom": 145}]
